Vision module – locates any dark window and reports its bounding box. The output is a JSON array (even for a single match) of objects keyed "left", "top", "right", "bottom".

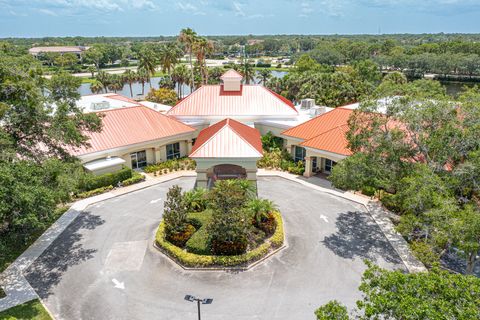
[
  {"left": 294, "top": 146, "right": 306, "bottom": 163},
  {"left": 166, "top": 142, "right": 181, "bottom": 160},
  {"left": 325, "top": 159, "right": 337, "bottom": 173},
  {"left": 131, "top": 150, "right": 147, "bottom": 168}
]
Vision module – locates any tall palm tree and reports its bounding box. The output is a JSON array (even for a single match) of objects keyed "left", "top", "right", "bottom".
[
  {"left": 243, "top": 63, "right": 255, "bottom": 84},
  {"left": 96, "top": 71, "right": 110, "bottom": 93},
  {"left": 123, "top": 69, "right": 137, "bottom": 97},
  {"left": 171, "top": 64, "right": 189, "bottom": 98},
  {"left": 137, "top": 68, "right": 149, "bottom": 96},
  {"left": 138, "top": 47, "right": 157, "bottom": 88},
  {"left": 179, "top": 28, "right": 198, "bottom": 90},
  {"left": 158, "top": 44, "right": 182, "bottom": 75},
  {"left": 193, "top": 37, "right": 214, "bottom": 85},
  {"left": 257, "top": 69, "right": 272, "bottom": 86},
  {"left": 107, "top": 74, "right": 124, "bottom": 93}
]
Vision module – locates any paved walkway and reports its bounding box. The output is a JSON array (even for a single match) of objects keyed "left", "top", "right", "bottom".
[{"left": 0, "top": 170, "right": 425, "bottom": 314}]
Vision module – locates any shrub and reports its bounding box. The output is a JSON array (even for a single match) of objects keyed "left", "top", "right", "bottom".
[
  {"left": 80, "top": 167, "right": 132, "bottom": 191},
  {"left": 246, "top": 198, "right": 278, "bottom": 234},
  {"left": 144, "top": 158, "right": 196, "bottom": 174},
  {"left": 261, "top": 132, "right": 284, "bottom": 151},
  {"left": 121, "top": 171, "right": 145, "bottom": 186},
  {"left": 211, "top": 240, "right": 248, "bottom": 256},
  {"left": 155, "top": 210, "right": 284, "bottom": 267},
  {"left": 183, "top": 188, "right": 208, "bottom": 212},
  {"left": 287, "top": 160, "right": 305, "bottom": 175},
  {"left": 315, "top": 300, "right": 349, "bottom": 320},
  {"left": 163, "top": 185, "right": 188, "bottom": 237},
  {"left": 167, "top": 224, "right": 196, "bottom": 247},
  {"left": 77, "top": 185, "right": 113, "bottom": 198},
  {"left": 361, "top": 185, "right": 376, "bottom": 197},
  {"left": 185, "top": 211, "right": 214, "bottom": 254},
  {"left": 145, "top": 87, "right": 178, "bottom": 105},
  {"left": 410, "top": 241, "right": 440, "bottom": 268}
]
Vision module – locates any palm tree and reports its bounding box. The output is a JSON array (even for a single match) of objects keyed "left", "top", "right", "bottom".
[
  {"left": 158, "top": 44, "right": 182, "bottom": 75},
  {"left": 243, "top": 63, "right": 255, "bottom": 84},
  {"left": 257, "top": 69, "right": 272, "bottom": 86},
  {"left": 96, "top": 71, "right": 110, "bottom": 93},
  {"left": 171, "top": 64, "right": 189, "bottom": 98},
  {"left": 90, "top": 81, "right": 104, "bottom": 94},
  {"left": 193, "top": 37, "right": 214, "bottom": 85},
  {"left": 246, "top": 198, "right": 277, "bottom": 225},
  {"left": 123, "top": 69, "right": 137, "bottom": 97},
  {"left": 137, "top": 68, "right": 149, "bottom": 96},
  {"left": 107, "top": 74, "right": 124, "bottom": 93},
  {"left": 179, "top": 28, "right": 198, "bottom": 90},
  {"left": 138, "top": 47, "right": 157, "bottom": 88}
]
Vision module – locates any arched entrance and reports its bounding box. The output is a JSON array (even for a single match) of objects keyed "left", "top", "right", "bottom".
[{"left": 207, "top": 164, "right": 247, "bottom": 187}]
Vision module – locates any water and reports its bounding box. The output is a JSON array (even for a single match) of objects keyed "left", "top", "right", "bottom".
[
  {"left": 78, "top": 70, "right": 288, "bottom": 98},
  {"left": 440, "top": 81, "right": 478, "bottom": 97}
]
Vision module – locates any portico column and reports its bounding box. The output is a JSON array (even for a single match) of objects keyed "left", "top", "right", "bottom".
[
  {"left": 246, "top": 168, "right": 257, "bottom": 181},
  {"left": 154, "top": 147, "right": 161, "bottom": 163},
  {"left": 187, "top": 139, "right": 193, "bottom": 155},
  {"left": 303, "top": 156, "right": 313, "bottom": 178}
]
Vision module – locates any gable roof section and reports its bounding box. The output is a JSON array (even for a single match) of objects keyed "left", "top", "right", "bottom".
[
  {"left": 282, "top": 107, "right": 353, "bottom": 140},
  {"left": 282, "top": 107, "right": 354, "bottom": 156},
  {"left": 167, "top": 85, "right": 298, "bottom": 117},
  {"left": 220, "top": 69, "right": 243, "bottom": 79},
  {"left": 190, "top": 118, "right": 263, "bottom": 158},
  {"left": 70, "top": 106, "right": 195, "bottom": 156},
  {"left": 300, "top": 124, "right": 353, "bottom": 156}
]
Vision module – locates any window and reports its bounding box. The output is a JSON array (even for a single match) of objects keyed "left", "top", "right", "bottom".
[
  {"left": 166, "top": 142, "right": 181, "bottom": 160},
  {"left": 324, "top": 159, "right": 337, "bottom": 173},
  {"left": 131, "top": 150, "right": 147, "bottom": 169},
  {"left": 294, "top": 146, "right": 306, "bottom": 163}
]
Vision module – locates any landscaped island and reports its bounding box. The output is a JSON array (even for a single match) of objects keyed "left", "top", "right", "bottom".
[{"left": 155, "top": 179, "right": 284, "bottom": 268}]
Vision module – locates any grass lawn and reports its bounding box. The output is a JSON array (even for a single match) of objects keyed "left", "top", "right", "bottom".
[
  {"left": 0, "top": 206, "right": 69, "bottom": 273},
  {"left": 81, "top": 77, "right": 96, "bottom": 84},
  {"left": 0, "top": 299, "right": 52, "bottom": 320}
]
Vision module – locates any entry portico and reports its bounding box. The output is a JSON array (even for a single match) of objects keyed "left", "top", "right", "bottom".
[{"left": 189, "top": 118, "right": 263, "bottom": 188}]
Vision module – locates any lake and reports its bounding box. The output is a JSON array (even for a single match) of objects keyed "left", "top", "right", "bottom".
[
  {"left": 78, "top": 70, "right": 288, "bottom": 98},
  {"left": 78, "top": 70, "right": 477, "bottom": 99}
]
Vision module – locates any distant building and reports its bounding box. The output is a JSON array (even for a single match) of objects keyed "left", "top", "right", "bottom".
[{"left": 28, "top": 46, "right": 90, "bottom": 58}]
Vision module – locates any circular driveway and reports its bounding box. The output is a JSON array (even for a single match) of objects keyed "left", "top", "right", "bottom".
[{"left": 25, "top": 177, "right": 405, "bottom": 320}]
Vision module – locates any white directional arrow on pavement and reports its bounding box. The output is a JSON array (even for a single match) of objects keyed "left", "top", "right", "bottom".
[
  {"left": 112, "top": 278, "right": 125, "bottom": 290},
  {"left": 319, "top": 215, "right": 329, "bottom": 223},
  {"left": 149, "top": 198, "right": 162, "bottom": 204}
]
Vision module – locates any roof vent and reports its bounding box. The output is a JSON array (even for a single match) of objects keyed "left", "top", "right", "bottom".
[
  {"left": 221, "top": 69, "right": 243, "bottom": 92},
  {"left": 91, "top": 101, "right": 110, "bottom": 110},
  {"left": 300, "top": 99, "right": 315, "bottom": 110},
  {"left": 310, "top": 105, "right": 326, "bottom": 117}
]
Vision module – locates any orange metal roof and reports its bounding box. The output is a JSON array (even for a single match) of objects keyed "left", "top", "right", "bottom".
[
  {"left": 282, "top": 108, "right": 354, "bottom": 156},
  {"left": 167, "top": 85, "right": 297, "bottom": 117},
  {"left": 282, "top": 107, "right": 353, "bottom": 140},
  {"left": 190, "top": 118, "right": 263, "bottom": 158},
  {"left": 220, "top": 69, "right": 243, "bottom": 79},
  {"left": 70, "top": 106, "right": 195, "bottom": 156},
  {"left": 300, "top": 124, "right": 353, "bottom": 156}
]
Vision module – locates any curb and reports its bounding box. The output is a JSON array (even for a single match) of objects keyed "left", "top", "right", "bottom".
[{"left": 152, "top": 241, "right": 287, "bottom": 272}]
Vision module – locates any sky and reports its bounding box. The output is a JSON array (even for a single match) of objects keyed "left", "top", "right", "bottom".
[{"left": 0, "top": 0, "right": 479, "bottom": 37}]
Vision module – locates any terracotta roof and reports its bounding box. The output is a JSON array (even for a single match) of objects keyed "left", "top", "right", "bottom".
[
  {"left": 220, "top": 69, "right": 243, "bottom": 79},
  {"left": 190, "top": 118, "right": 263, "bottom": 158},
  {"left": 282, "top": 107, "right": 354, "bottom": 156},
  {"left": 300, "top": 124, "right": 353, "bottom": 156},
  {"left": 282, "top": 108, "right": 353, "bottom": 140},
  {"left": 70, "top": 106, "right": 195, "bottom": 156},
  {"left": 168, "top": 85, "right": 297, "bottom": 117}
]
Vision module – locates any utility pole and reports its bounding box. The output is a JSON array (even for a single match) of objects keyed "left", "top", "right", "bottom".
[{"left": 185, "top": 295, "right": 213, "bottom": 320}]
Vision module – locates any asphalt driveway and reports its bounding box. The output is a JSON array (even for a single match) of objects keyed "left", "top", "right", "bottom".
[{"left": 25, "top": 176, "right": 405, "bottom": 320}]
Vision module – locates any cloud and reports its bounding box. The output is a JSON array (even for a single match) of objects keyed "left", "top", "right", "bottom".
[
  {"left": 39, "top": 8, "right": 58, "bottom": 16},
  {"left": 233, "top": 1, "right": 245, "bottom": 16}
]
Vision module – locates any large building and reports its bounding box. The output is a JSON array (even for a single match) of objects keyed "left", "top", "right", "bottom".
[
  {"left": 29, "top": 46, "right": 89, "bottom": 57},
  {"left": 74, "top": 70, "right": 352, "bottom": 186}
]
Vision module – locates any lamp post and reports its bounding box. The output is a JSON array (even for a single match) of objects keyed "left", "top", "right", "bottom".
[{"left": 184, "top": 295, "right": 213, "bottom": 320}]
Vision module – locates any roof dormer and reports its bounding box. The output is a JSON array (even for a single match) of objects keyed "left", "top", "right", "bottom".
[{"left": 220, "top": 69, "right": 243, "bottom": 92}]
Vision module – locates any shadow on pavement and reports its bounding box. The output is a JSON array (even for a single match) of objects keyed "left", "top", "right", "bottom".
[
  {"left": 323, "top": 211, "right": 403, "bottom": 265},
  {"left": 24, "top": 212, "right": 104, "bottom": 298}
]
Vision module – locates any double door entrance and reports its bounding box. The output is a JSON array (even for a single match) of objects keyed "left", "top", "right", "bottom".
[{"left": 130, "top": 150, "right": 147, "bottom": 169}]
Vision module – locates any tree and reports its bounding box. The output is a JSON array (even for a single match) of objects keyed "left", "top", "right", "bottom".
[
  {"left": 138, "top": 47, "right": 157, "bottom": 88},
  {"left": 82, "top": 46, "right": 104, "bottom": 69},
  {"left": 179, "top": 28, "right": 198, "bottom": 90},
  {"left": 294, "top": 54, "right": 321, "bottom": 72},
  {"left": 87, "top": 65, "right": 96, "bottom": 78},
  {"left": 145, "top": 88, "right": 178, "bottom": 106},
  {"left": 122, "top": 69, "right": 137, "bottom": 97},
  {"left": 193, "top": 37, "right": 214, "bottom": 84},
  {"left": 163, "top": 185, "right": 189, "bottom": 237},
  {"left": 137, "top": 68, "right": 149, "bottom": 96},
  {"left": 90, "top": 81, "right": 104, "bottom": 94},
  {"left": 158, "top": 43, "right": 182, "bottom": 74},
  {"left": 315, "top": 301, "right": 349, "bottom": 320},
  {"left": 171, "top": 64, "right": 189, "bottom": 97},
  {"left": 257, "top": 68, "right": 272, "bottom": 85},
  {"left": 317, "top": 262, "right": 480, "bottom": 319}
]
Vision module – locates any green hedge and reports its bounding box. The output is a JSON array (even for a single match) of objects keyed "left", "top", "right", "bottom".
[
  {"left": 80, "top": 167, "right": 132, "bottom": 191},
  {"left": 155, "top": 211, "right": 284, "bottom": 268},
  {"left": 144, "top": 158, "right": 196, "bottom": 174},
  {"left": 185, "top": 211, "right": 214, "bottom": 255},
  {"left": 122, "top": 171, "right": 145, "bottom": 186},
  {"left": 77, "top": 185, "right": 114, "bottom": 199}
]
